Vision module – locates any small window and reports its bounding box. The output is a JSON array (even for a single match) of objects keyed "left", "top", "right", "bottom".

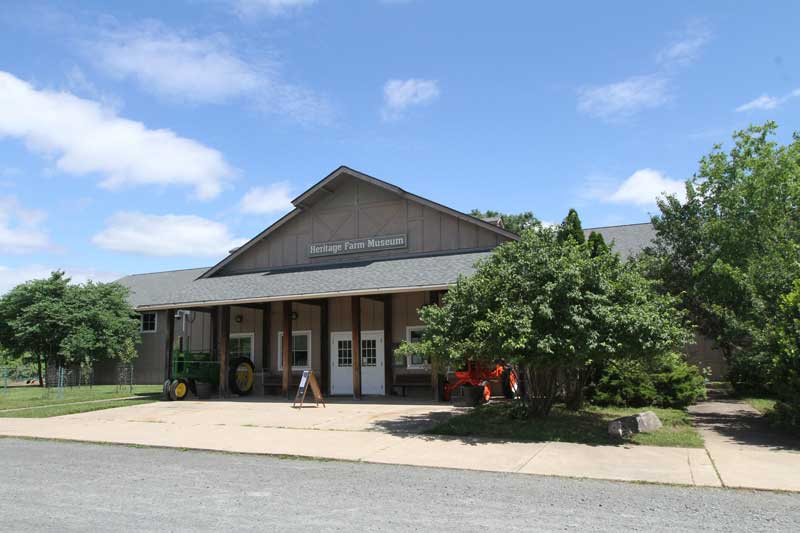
[
  {"left": 141, "top": 312, "right": 157, "bottom": 333},
  {"left": 278, "top": 330, "right": 312, "bottom": 370},
  {"left": 405, "top": 326, "right": 429, "bottom": 369},
  {"left": 230, "top": 333, "right": 254, "bottom": 361}
]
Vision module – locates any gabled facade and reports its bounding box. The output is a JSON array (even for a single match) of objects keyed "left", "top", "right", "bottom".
[{"left": 112, "top": 167, "right": 517, "bottom": 397}]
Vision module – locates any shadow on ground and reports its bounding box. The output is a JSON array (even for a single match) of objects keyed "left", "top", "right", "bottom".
[{"left": 691, "top": 400, "right": 800, "bottom": 452}]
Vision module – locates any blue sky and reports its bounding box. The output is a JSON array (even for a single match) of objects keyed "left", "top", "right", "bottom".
[{"left": 1, "top": 0, "right": 798, "bottom": 292}]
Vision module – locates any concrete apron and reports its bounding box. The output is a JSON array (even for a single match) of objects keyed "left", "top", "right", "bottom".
[{"left": 0, "top": 400, "right": 723, "bottom": 489}]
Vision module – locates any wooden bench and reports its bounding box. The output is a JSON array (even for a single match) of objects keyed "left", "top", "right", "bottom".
[
  {"left": 262, "top": 373, "right": 302, "bottom": 395},
  {"left": 391, "top": 373, "right": 432, "bottom": 397}
]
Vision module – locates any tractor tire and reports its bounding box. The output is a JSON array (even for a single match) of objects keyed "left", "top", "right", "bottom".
[
  {"left": 229, "top": 357, "right": 256, "bottom": 396},
  {"left": 162, "top": 380, "right": 172, "bottom": 401},
  {"left": 501, "top": 367, "right": 520, "bottom": 399},
  {"left": 170, "top": 379, "right": 189, "bottom": 401}
]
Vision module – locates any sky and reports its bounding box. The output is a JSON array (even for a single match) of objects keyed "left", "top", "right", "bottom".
[{"left": 0, "top": 0, "right": 799, "bottom": 293}]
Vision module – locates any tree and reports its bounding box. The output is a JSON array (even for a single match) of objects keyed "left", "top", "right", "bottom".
[
  {"left": 646, "top": 122, "right": 800, "bottom": 400},
  {"left": 60, "top": 281, "right": 141, "bottom": 368},
  {"left": 469, "top": 209, "right": 539, "bottom": 234},
  {"left": 417, "top": 226, "right": 689, "bottom": 417},
  {"left": 587, "top": 231, "right": 610, "bottom": 257},
  {"left": 0, "top": 272, "right": 140, "bottom": 385},
  {"left": 0, "top": 272, "right": 71, "bottom": 386},
  {"left": 558, "top": 208, "right": 586, "bottom": 245}
]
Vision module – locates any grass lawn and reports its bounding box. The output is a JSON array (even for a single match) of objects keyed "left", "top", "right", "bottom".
[
  {"left": 742, "top": 397, "right": 777, "bottom": 415},
  {"left": 426, "top": 401, "right": 704, "bottom": 448},
  {"left": 0, "top": 385, "right": 161, "bottom": 418}
]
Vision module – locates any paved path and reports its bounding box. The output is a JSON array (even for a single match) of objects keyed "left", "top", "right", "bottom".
[
  {"left": 2, "top": 438, "right": 799, "bottom": 532},
  {"left": 0, "top": 400, "right": 720, "bottom": 488},
  {"left": 689, "top": 399, "right": 800, "bottom": 491}
]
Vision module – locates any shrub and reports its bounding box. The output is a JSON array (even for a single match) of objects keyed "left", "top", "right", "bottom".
[
  {"left": 768, "top": 401, "right": 800, "bottom": 435},
  {"left": 592, "top": 354, "right": 706, "bottom": 409}
]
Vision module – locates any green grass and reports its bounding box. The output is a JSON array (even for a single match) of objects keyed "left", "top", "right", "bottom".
[
  {"left": 426, "top": 402, "right": 704, "bottom": 448},
  {"left": 0, "top": 385, "right": 161, "bottom": 418},
  {"left": 742, "top": 397, "right": 777, "bottom": 415}
]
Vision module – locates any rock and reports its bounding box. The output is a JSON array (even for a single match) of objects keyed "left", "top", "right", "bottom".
[{"left": 608, "top": 411, "right": 663, "bottom": 438}]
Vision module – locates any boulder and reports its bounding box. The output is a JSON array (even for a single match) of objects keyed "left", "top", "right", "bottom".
[{"left": 608, "top": 411, "right": 663, "bottom": 438}]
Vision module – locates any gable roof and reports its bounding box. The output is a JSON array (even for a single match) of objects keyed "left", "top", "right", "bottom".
[
  {"left": 200, "top": 166, "right": 519, "bottom": 279},
  {"left": 116, "top": 267, "right": 209, "bottom": 309},
  {"left": 584, "top": 222, "right": 655, "bottom": 259}
]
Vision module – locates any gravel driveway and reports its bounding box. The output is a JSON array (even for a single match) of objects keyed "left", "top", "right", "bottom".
[{"left": 1, "top": 438, "right": 799, "bottom": 532}]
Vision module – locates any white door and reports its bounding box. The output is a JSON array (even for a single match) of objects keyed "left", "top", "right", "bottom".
[{"left": 330, "top": 331, "right": 385, "bottom": 396}]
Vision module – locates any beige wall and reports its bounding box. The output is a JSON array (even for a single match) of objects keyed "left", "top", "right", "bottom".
[
  {"left": 685, "top": 332, "right": 728, "bottom": 380},
  {"left": 219, "top": 174, "right": 508, "bottom": 275}
]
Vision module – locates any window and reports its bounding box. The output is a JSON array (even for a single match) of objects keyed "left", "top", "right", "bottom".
[
  {"left": 361, "top": 338, "right": 377, "bottom": 367},
  {"left": 405, "top": 326, "right": 429, "bottom": 369},
  {"left": 278, "top": 330, "right": 312, "bottom": 370},
  {"left": 230, "top": 333, "right": 254, "bottom": 361},
  {"left": 141, "top": 312, "right": 157, "bottom": 333},
  {"left": 336, "top": 339, "right": 352, "bottom": 367}
]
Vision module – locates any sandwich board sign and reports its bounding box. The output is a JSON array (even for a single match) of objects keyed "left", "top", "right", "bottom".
[{"left": 292, "top": 370, "right": 326, "bottom": 408}]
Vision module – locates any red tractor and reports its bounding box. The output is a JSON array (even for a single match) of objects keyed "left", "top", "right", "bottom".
[{"left": 443, "top": 360, "right": 520, "bottom": 402}]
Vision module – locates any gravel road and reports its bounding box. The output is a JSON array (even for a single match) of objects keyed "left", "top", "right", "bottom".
[{"left": 1, "top": 438, "right": 798, "bottom": 532}]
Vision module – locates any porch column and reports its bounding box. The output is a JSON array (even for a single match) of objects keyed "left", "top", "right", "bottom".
[
  {"left": 320, "top": 299, "right": 330, "bottom": 395},
  {"left": 351, "top": 296, "right": 362, "bottom": 400},
  {"left": 429, "top": 291, "right": 443, "bottom": 401},
  {"left": 281, "top": 301, "right": 292, "bottom": 397},
  {"left": 218, "top": 305, "right": 230, "bottom": 397},
  {"left": 383, "top": 294, "right": 393, "bottom": 395},
  {"left": 261, "top": 303, "right": 271, "bottom": 371},
  {"left": 210, "top": 307, "right": 218, "bottom": 358},
  {"left": 163, "top": 310, "right": 176, "bottom": 384}
]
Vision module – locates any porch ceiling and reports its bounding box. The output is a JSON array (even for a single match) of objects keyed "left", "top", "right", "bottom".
[{"left": 123, "top": 251, "right": 491, "bottom": 311}]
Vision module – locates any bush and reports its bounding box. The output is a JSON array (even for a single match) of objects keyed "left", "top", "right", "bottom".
[
  {"left": 592, "top": 354, "right": 706, "bottom": 409},
  {"left": 768, "top": 401, "right": 800, "bottom": 435}
]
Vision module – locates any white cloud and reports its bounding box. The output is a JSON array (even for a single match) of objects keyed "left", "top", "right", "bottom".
[
  {"left": 607, "top": 169, "right": 685, "bottom": 206},
  {"left": 735, "top": 89, "right": 800, "bottom": 112},
  {"left": 0, "top": 265, "right": 122, "bottom": 295},
  {"left": 239, "top": 182, "right": 293, "bottom": 214},
  {"left": 231, "top": 0, "right": 316, "bottom": 19},
  {"left": 577, "top": 75, "right": 669, "bottom": 120},
  {"left": 0, "top": 71, "right": 232, "bottom": 200},
  {"left": 382, "top": 79, "right": 440, "bottom": 120},
  {"left": 89, "top": 23, "right": 331, "bottom": 123},
  {"left": 92, "top": 212, "right": 247, "bottom": 257},
  {"left": 0, "top": 196, "right": 51, "bottom": 254},
  {"left": 657, "top": 21, "right": 711, "bottom": 67}
]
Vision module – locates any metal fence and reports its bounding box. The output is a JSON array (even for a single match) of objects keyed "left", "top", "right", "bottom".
[{"left": 0, "top": 363, "right": 136, "bottom": 398}]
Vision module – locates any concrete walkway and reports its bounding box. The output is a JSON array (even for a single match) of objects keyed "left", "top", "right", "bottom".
[
  {"left": 689, "top": 399, "right": 800, "bottom": 491},
  {"left": 0, "top": 399, "right": 721, "bottom": 488}
]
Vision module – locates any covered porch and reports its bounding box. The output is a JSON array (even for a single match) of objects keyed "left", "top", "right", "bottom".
[{"left": 161, "top": 290, "right": 446, "bottom": 401}]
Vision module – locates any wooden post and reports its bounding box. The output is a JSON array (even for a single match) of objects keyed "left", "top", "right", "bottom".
[
  {"left": 210, "top": 307, "right": 218, "bottom": 359},
  {"left": 351, "top": 296, "right": 362, "bottom": 400},
  {"left": 282, "top": 301, "right": 292, "bottom": 398},
  {"left": 164, "top": 310, "right": 175, "bottom": 383},
  {"left": 429, "top": 291, "right": 442, "bottom": 401},
  {"left": 320, "top": 299, "right": 330, "bottom": 395},
  {"left": 383, "top": 294, "right": 393, "bottom": 396},
  {"left": 262, "top": 303, "right": 271, "bottom": 371},
  {"left": 218, "top": 306, "right": 230, "bottom": 397}
]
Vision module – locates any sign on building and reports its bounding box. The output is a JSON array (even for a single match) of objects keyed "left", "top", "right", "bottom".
[{"left": 308, "top": 234, "right": 407, "bottom": 258}]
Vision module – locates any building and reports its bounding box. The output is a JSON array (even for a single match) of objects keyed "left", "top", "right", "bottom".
[{"left": 109, "top": 166, "right": 725, "bottom": 396}]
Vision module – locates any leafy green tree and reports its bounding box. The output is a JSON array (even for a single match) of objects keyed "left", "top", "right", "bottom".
[
  {"left": 418, "top": 226, "right": 690, "bottom": 417},
  {"left": 587, "top": 231, "right": 610, "bottom": 257},
  {"left": 0, "top": 272, "right": 71, "bottom": 386},
  {"left": 60, "top": 281, "right": 140, "bottom": 368},
  {"left": 469, "top": 209, "right": 539, "bottom": 234},
  {"left": 0, "top": 273, "right": 140, "bottom": 385},
  {"left": 647, "top": 122, "right": 800, "bottom": 400},
  {"left": 558, "top": 208, "right": 586, "bottom": 245}
]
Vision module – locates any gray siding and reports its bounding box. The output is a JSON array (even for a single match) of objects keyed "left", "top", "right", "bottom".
[{"left": 219, "top": 174, "right": 507, "bottom": 275}]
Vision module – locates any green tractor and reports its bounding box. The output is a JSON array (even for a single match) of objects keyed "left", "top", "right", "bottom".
[{"left": 164, "top": 351, "right": 256, "bottom": 401}]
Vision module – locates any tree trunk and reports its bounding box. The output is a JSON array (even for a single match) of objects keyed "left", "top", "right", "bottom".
[
  {"left": 564, "top": 364, "right": 590, "bottom": 411},
  {"left": 36, "top": 354, "right": 43, "bottom": 387},
  {"left": 522, "top": 364, "right": 559, "bottom": 418}
]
